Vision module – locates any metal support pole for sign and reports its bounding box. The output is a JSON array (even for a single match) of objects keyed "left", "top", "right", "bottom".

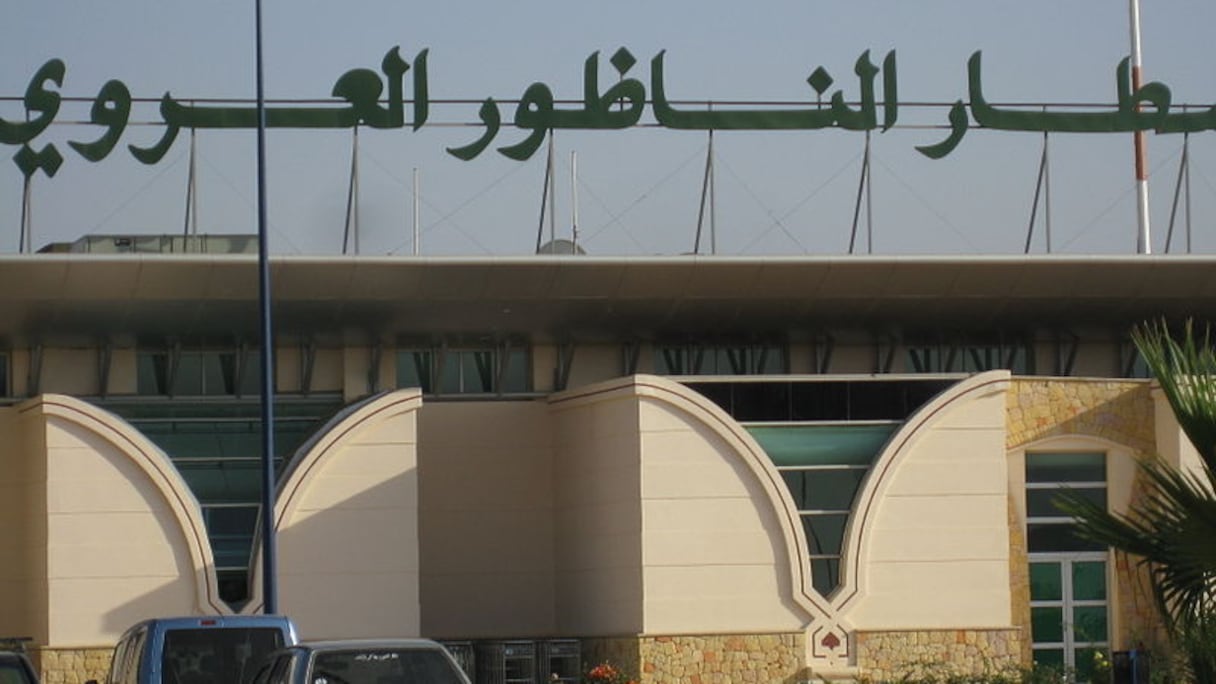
[
  {"left": 183, "top": 126, "right": 199, "bottom": 238},
  {"left": 253, "top": 0, "right": 279, "bottom": 616},
  {"left": 849, "top": 131, "right": 873, "bottom": 254},
  {"left": 412, "top": 168, "right": 420, "bottom": 256},
  {"left": 1129, "top": 0, "right": 1152, "bottom": 254},
  {"left": 865, "top": 131, "right": 873, "bottom": 254},
  {"left": 534, "top": 132, "right": 554, "bottom": 253},
  {"left": 1185, "top": 134, "right": 1193, "bottom": 253},
  {"left": 1044, "top": 131, "right": 1052, "bottom": 253},
  {"left": 547, "top": 133, "right": 557, "bottom": 247},
  {"left": 570, "top": 151, "right": 579, "bottom": 252},
  {"left": 694, "top": 129, "right": 716, "bottom": 255},
  {"left": 1025, "top": 128, "right": 1052, "bottom": 254},
  {"left": 1165, "top": 131, "right": 1191, "bottom": 254},
  {"left": 342, "top": 126, "right": 360, "bottom": 255},
  {"left": 19, "top": 108, "right": 31, "bottom": 254},
  {"left": 19, "top": 175, "right": 31, "bottom": 254}
]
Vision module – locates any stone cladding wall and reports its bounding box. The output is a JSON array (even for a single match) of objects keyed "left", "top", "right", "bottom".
[
  {"left": 1007, "top": 490, "right": 1033, "bottom": 665},
  {"left": 1005, "top": 379, "right": 1166, "bottom": 657},
  {"left": 29, "top": 647, "right": 111, "bottom": 684},
  {"left": 1005, "top": 379, "right": 1155, "bottom": 454},
  {"left": 582, "top": 634, "right": 806, "bottom": 684},
  {"left": 853, "top": 629, "right": 1022, "bottom": 682}
]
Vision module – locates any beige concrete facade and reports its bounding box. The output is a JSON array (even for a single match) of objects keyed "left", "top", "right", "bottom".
[{"left": 4, "top": 364, "right": 1178, "bottom": 683}]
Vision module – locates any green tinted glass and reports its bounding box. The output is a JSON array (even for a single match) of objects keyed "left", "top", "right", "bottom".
[
  {"left": 174, "top": 354, "right": 203, "bottom": 395},
  {"left": 503, "top": 348, "right": 530, "bottom": 392},
  {"left": 1074, "top": 606, "right": 1109, "bottom": 642},
  {"left": 177, "top": 460, "right": 261, "bottom": 502},
  {"left": 747, "top": 424, "right": 895, "bottom": 467},
  {"left": 810, "top": 558, "right": 840, "bottom": 596},
  {"left": 1026, "top": 452, "right": 1105, "bottom": 483},
  {"left": 803, "top": 514, "right": 848, "bottom": 555},
  {"left": 1032, "top": 648, "right": 1065, "bottom": 668},
  {"left": 1030, "top": 562, "right": 1062, "bottom": 601},
  {"left": 1073, "top": 561, "right": 1107, "bottom": 601},
  {"left": 1027, "top": 523, "right": 1107, "bottom": 553},
  {"left": 1027, "top": 487, "right": 1106, "bottom": 517},
  {"left": 781, "top": 468, "right": 867, "bottom": 511},
  {"left": 1031, "top": 606, "right": 1064, "bottom": 643}
]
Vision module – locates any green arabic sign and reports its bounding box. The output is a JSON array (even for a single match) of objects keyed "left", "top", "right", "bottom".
[{"left": 2, "top": 45, "right": 1212, "bottom": 178}]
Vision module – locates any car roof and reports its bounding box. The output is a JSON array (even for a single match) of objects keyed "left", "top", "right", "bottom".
[
  {"left": 288, "top": 639, "right": 448, "bottom": 653},
  {"left": 120, "top": 615, "right": 294, "bottom": 634}
]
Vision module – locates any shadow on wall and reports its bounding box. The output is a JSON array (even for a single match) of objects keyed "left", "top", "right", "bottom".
[
  {"left": 37, "top": 412, "right": 219, "bottom": 637},
  {"left": 266, "top": 466, "right": 421, "bottom": 640},
  {"left": 1008, "top": 380, "right": 1155, "bottom": 456}
]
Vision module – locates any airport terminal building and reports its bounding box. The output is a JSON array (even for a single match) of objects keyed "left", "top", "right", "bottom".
[{"left": 2, "top": 238, "right": 1211, "bottom": 682}]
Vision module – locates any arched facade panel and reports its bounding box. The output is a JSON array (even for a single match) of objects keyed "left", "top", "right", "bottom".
[
  {"left": 552, "top": 377, "right": 819, "bottom": 637},
  {"left": 251, "top": 390, "right": 422, "bottom": 639},
  {"left": 843, "top": 372, "right": 1014, "bottom": 630},
  {"left": 24, "top": 395, "right": 221, "bottom": 644}
]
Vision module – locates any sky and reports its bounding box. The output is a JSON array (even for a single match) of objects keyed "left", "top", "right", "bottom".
[{"left": 2, "top": 0, "right": 1215, "bottom": 257}]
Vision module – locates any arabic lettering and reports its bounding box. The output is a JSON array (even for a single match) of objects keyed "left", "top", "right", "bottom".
[
  {"left": 1, "top": 59, "right": 66, "bottom": 178},
  {"left": 913, "top": 50, "right": 1201, "bottom": 158},
  {"left": 2, "top": 45, "right": 1214, "bottom": 178}
]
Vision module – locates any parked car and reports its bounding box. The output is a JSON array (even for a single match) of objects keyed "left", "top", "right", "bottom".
[
  {"left": 86, "top": 615, "right": 299, "bottom": 684},
  {"left": 0, "top": 638, "right": 39, "bottom": 684},
  {"left": 249, "top": 639, "right": 471, "bottom": 684}
]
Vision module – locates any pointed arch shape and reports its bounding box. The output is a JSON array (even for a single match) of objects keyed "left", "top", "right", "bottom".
[
  {"left": 22, "top": 394, "right": 224, "bottom": 613},
  {"left": 244, "top": 388, "right": 423, "bottom": 614},
  {"left": 551, "top": 375, "right": 826, "bottom": 621},
  {"left": 836, "top": 370, "right": 1012, "bottom": 611}
]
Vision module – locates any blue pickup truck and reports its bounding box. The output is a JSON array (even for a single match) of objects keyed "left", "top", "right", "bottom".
[
  {"left": 0, "top": 638, "right": 39, "bottom": 684},
  {"left": 86, "top": 615, "right": 298, "bottom": 684}
]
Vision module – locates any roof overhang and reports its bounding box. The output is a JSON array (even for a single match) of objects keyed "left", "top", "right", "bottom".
[{"left": 3, "top": 254, "right": 1214, "bottom": 345}]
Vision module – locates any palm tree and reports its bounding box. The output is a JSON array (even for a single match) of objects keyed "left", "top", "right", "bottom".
[{"left": 1058, "top": 319, "right": 1216, "bottom": 679}]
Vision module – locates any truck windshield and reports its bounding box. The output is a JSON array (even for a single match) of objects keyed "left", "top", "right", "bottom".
[
  {"left": 0, "top": 662, "right": 34, "bottom": 684},
  {"left": 162, "top": 628, "right": 284, "bottom": 684}
]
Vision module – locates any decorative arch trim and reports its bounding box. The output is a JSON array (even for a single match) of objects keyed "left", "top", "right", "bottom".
[
  {"left": 837, "top": 370, "right": 1012, "bottom": 611},
  {"left": 551, "top": 375, "right": 825, "bottom": 620},
  {"left": 1010, "top": 432, "right": 1140, "bottom": 517},
  {"left": 244, "top": 388, "right": 423, "bottom": 613},
  {"left": 19, "top": 394, "right": 223, "bottom": 613}
]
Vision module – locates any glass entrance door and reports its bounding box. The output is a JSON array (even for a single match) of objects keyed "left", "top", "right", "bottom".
[{"left": 1029, "top": 554, "right": 1109, "bottom": 681}]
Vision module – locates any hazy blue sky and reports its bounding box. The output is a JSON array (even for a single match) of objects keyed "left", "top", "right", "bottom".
[{"left": 2, "top": 1, "right": 1214, "bottom": 256}]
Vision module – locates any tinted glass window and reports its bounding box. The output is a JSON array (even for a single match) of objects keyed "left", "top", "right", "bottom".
[
  {"left": 124, "top": 630, "right": 148, "bottom": 684},
  {"left": 0, "top": 662, "right": 33, "bottom": 684},
  {"left": 162, "top": 627, "right": 284, "bottom": 684},
  {"left": 312, "top": 648, "right": 465, "bottom": 684},
  {"left": 1026, "top": 452, "right": 1106, "bottom": 483}
]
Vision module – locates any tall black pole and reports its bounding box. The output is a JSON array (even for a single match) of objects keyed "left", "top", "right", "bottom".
[{"left": 254, "top": 0, "right": 279, "bottom": 615}]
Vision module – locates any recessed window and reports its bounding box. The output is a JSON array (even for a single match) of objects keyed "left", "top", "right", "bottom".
[
  {"left": 1025, "top": 451, "right": 1109, "bottom": 679},
  {"left": 747, "top": 422, "right": 897, "bottom": 596},
  {"left": 655, "top": 342, "right": 787, "bottom": 376},
  {"left": 906, "top": 337, "right": 1033, "bottom": 374},
  {"left": 396, "top": 345, "right": 530, "bottom": 395},
  {"left": 137, "top": 348, "right": 262, "bottom": 397}
]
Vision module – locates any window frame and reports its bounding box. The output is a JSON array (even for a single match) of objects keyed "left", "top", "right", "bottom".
[
  {"left": 395, "top": 343, "right": 531, "bottom": 396},
  {"left": 1024, "top": 450, "right": 1111, "bottom": 678},
  {"left": 653, "top": 341, "right": 788, "bottom": 376}
]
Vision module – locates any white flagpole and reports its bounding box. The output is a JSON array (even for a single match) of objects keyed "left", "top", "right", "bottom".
[{"left": 1129, "top": 0, "right": 1151, "bottom": 254}]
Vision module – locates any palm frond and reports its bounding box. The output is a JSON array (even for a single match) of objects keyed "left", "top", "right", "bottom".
[
  {"left": 1058, "top": 454, "right": 1216, "bottom": 634},
  {"left": 1133, "top": 319, "right": 1216, "bottom": 474}
]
